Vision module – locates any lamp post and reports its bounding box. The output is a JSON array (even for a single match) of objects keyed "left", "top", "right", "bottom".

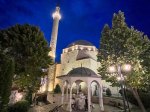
[{"left": 108, "top": 64, "right": 131, "bottom": 112}]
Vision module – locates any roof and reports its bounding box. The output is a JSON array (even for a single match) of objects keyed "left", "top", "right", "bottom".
[
  {"left": 67, "top": 40, "right": 94, "bottom": 47},
  {"left": 67, "top": 67, "right": 97, "bottom": 77}
]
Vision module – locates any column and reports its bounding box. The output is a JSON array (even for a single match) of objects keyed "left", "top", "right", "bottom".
[
  {"left": 61, "top": 85, "right": 64, "bottom": 105},
  {"left": 67, "top": 87, "right": 72, "bottom": 112},
  {"left": 76, "top": 84, "right": 79, "bottom": 95},
  {"left": 88, "top": 85, "right": 91, "bottom": 112},
  {"left": 99, "top": 85, "right": 104, "bottom": 111},
  {"left": 66, "top": 85, "right": 69, "bottom": 101}
]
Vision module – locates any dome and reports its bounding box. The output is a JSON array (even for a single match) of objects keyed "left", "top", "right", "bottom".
[
  {"left": 67, "top": 67, "right": 97, "bottom": 77},
  {"left": 67, "top": 40, "right": 94, "bottom": 47}
]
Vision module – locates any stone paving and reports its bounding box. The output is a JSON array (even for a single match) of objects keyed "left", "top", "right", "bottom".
[{"left": 28, "top": 104, "right": 125, "bottom": 112}]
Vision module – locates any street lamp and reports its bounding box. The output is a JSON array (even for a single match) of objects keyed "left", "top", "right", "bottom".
[{"left": 108, "top": 64, "right": 132, "bottom": 112}]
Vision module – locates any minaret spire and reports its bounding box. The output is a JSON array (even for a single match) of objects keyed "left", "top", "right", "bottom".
[{"left": 49, "top": 5, "right": 61, "bottom": 62}]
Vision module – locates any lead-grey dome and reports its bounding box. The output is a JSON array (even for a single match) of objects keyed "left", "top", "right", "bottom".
[
  {"left": 67, "top": 67, "right": 97, "bottom": 77},
  {"left": 67, "top": 40, "right": 94, "bottom": 47}
]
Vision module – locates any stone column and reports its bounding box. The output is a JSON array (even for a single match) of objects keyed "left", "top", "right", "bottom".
[
  {"left": 66, "top": 85, "right": 69, "bottom": 101},
  {"left": 61, "top": 85, "right": 64, "bottom": 105},
  {"left": 99, "top": 85, "right": 104, "bottom": 111},
  {"left": 76, "top": 84, "right": 79, "bottom": 95},
  {"left": 69, "top": 88, "right": 72, "bottom": 112},
  {"left": 88, "top": 85, "right": 91, "bottom": 112},
  {"left": 66, "top": 86, "right": 72, "bottom": 112}
]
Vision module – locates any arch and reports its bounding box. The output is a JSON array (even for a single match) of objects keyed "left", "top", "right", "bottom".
[
  {"left": 63, "top": 80, "right": 69, "bottom": 86},
  {"left": 90, "top": 80, "right": 104, "bottom": 111},
  {"left": 58, "top": 75, "right": 104, "bottom": 112}
]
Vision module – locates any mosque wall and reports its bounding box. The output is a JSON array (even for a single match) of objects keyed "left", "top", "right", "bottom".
[
  {"left": 47, "top": 44, "right": 119, "bottom": 95},
  {"left": 61, "top": 50, "right": 78, "bottom": 64},
  {"left": 54, "top": 63, "right": 62, "bottom": 88}
]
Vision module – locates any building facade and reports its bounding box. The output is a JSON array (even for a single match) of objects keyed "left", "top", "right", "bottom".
[{"left": 39, "top": 6, "right": 118, "bottom": 96}]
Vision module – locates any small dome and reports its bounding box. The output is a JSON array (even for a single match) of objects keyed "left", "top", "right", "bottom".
[
  {"left": 67, "top": 67, "right": 97, "bottom": 77},
  {"left": 67, "top": 40, "right": 94, "bottom": 47}
]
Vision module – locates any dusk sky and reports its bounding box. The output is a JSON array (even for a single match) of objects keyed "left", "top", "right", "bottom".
[{"left": 0, "top": 0, "right": 150, "bottom": 61}]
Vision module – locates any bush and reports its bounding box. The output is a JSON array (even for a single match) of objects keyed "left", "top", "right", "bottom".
[
  {"left": 126, "top": 90, "right": 150, "bottom": 109},
  {"left": 106, "top": 88, "right": 112, "bottom": 96},
  {"left": 36, "top": 93, "right": 50, "bottom": 105},
  {"left": 119, "top": 89, "right": 122, "bottom": 96},
  {"left": 54, "top": 84, "right": 61, "bottom": 94},
  {"left": 8, "top": 100, "right": 30, "bottom": 112},
  {"left": 147, "top": 108, "right": 150, "bottom": 112}
]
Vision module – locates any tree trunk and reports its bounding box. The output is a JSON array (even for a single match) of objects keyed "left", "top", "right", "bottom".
[{"left": 131, "top": 88, "right": 147, "bottom": 112}]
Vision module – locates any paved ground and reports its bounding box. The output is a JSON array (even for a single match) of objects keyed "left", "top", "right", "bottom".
[
  {"left": 29, "top": 104, "right": 126, "bottom": 112},
  {"left": 69, "top": 104, "right": 123, "bottom": 112}
]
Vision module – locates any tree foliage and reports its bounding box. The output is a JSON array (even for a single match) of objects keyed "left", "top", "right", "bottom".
[
  {"left": 8, "top": 100, "right": 30, "bottom": 112},
  {"left": 106, "top": 88, "right": 112, "bottom": 97},
  {"left": 0, "top": 53, "right": 15, "bottom": 112},
  {"left": 98, "top": 11, "right": 150, "bottom": 90},
  {"left": 98, "top": 11, "right": 150, "bottom": 112},
  {"left": 54, "top": 84, "right": 61, "bottom": 94},
  {"left": 0, "top": 24, "right": 52, "bottom": 103}
]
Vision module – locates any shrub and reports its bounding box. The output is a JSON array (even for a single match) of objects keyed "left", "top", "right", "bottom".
[
  {"left": 54, "top": 84, "right": 61, "bottom": 94},
  {"left": 119, "top": 89, "right": 122, "bottom": 96},
  {"left": 8, "top": 100, "right": 30, "bottom": 112},
  {"left": 106, "top": 88, "right": 112, "bottom": 96},
  {"left": 147, "top": 108, "right": 150, "bottom": 112},
  {"left": 36, "top": 93, "right": 50, "bottom": 105},
  {"left": 126, "top": 90, "right": 150, "bottom": 109}
]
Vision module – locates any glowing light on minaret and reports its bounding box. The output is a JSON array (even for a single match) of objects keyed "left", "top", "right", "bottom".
[{"left": 49, "top": 6, "right": 61, "bottom": 61}]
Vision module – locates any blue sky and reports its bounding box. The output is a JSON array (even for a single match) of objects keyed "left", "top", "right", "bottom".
[{"left": 0, "top": 0, "right": 150, "bottom": 61}]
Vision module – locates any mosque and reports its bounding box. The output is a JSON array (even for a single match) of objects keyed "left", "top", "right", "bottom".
[{"left": 39, "top": 5, "right": 118, "bottom": 103}]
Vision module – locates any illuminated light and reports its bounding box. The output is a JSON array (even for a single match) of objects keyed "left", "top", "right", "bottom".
[
  {"left": 42, "top": 68, "right": 47, "bottom": 72},
  {"left": 93, "top": 47, "right": 96, "bottom": 51},
  {"left": 64, "top": 49, "right": 68, "bottom": 53},
  {"left": 72, "top": 47, "right": 75, "bottom": 50},
  {"left": 52, "top": 7, "right": 61, "bottom": 20},
  {"left": 108, "top": 65, "right": 116, "bottom": 73},
  {"left": 117, "top": 76, "right": 124, "bottom": 81},
  {"left": 88, "top": 48, "right": 91, "bottom": 50},
  {"left": 122, "top": 64, "right": 132, "bottom": 72},
  {"left": 52, "top": 12, "right": 61, "bottom": 20},
  {"left": 48, "top": 51, "right": 55, "bottom": 59},
  {"left": 117, "top": 76, "right": 121, "bottom": 81},
  {"left": 80, "top": 47, "right": 83, "bottom": 50},
  {"left": 124, "top": 76, "right": 127, "bottom": 79},
  {"left": 16, "top": 93, "right": 23, "bottom": 101},
  {"left": 48, "top": 83, "right": 53, "bottom": 92},
  {"left": 75, "top": 45, "right": 78, "bottom": 50}
]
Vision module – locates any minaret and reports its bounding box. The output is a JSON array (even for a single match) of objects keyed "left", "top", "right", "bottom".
[
  {"left": 49, "top": 6, "right": 61, "bottom": 62},
  {"left": 47, "top": 6, "right": 61, "bottom": 92}
]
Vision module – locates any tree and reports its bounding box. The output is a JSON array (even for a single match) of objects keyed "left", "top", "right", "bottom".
[
  {"left": 98, "top": 11, "right": 150, "bottom": 112},
  {"left": 0, "top": 24, "right": 52, "bottom": 104},
  {"left": 106, "top": 88, "right": 112, "bottom": 97},
  {"left": 0, "top": 53, "right": 15, "bottom": 112},
  {"left": 54, "top": 84, "right": 61, "bottom": 94}
]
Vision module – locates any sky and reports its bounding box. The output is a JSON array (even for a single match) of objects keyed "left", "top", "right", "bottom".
[{"left": 0, "top": 0, "right": 150, "bottom": 62}]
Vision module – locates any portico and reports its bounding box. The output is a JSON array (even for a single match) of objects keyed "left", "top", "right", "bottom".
[{"left": 57, "top": 67, "right": 104, "bottom": 112}]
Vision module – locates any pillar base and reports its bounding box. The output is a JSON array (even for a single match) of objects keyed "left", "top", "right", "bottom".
[{"left": 66, "top": 103, "right": 72, "bottom": 112}]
